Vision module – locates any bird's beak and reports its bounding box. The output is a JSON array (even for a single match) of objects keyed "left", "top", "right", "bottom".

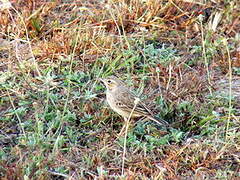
[{"left": 98, "top": 78, "right": 105, "bottom": 83}]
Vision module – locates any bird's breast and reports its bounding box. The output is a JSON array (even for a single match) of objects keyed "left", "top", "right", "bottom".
[{"left": 106, "top": 92, "right": 130, "bottom": 118}]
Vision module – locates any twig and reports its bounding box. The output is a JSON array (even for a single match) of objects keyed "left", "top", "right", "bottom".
[{"left": 121, "top": 98, "right": 140, "bottom": 176}]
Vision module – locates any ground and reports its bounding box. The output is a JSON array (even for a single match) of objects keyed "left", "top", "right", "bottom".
[{"left": 0, "top": 0, "right": 239, "bottom": 179}]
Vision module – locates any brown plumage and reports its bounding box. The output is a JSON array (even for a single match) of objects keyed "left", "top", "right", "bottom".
[{"left": 100, "top": 76, "right": 169, "bottom": 126}]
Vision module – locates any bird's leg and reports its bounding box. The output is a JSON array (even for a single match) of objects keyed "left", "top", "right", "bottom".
[
  {"left": 118, "top": 100, "right": 138, "bottom": 138},
  {"left": 117, "top": 117, "right": 127, "bottom": 137}
]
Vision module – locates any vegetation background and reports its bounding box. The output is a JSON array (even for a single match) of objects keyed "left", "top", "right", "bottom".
[{"left": 0, "top": 0, "right": 239, "bottom": 179}]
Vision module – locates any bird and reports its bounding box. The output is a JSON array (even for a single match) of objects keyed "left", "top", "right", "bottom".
[{"left": 99, "top": 76, "right": 169, "bottom": 133}]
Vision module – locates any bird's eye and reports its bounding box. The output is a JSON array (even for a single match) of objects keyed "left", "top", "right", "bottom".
[{"left": 107, "top": 80, "right": 112, "bottom": 83}]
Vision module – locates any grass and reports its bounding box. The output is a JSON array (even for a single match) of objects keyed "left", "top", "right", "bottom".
[{"left": 0, "top": 0, "right": 240, "bottom": 179}]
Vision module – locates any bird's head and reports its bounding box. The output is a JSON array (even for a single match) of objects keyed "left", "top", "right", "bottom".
[{"left": 99, "top": 76, "right": 124, "bottom": 91}]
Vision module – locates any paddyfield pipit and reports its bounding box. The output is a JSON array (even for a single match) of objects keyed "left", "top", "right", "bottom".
[{"left": 100, "top": 76, "right": 169, "bottom": 127}]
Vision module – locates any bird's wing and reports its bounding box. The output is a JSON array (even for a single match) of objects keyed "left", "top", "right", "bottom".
[
  {"left": 115, "top": 89, "right": 154, "bottom": 116},
  {"left": 116, "top": 89, "right": 169, "bottom": 126}
]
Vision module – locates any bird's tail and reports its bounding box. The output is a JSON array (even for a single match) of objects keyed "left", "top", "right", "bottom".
[{"left": 147, "top": 115, "right": 170, "bottom": 127}]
